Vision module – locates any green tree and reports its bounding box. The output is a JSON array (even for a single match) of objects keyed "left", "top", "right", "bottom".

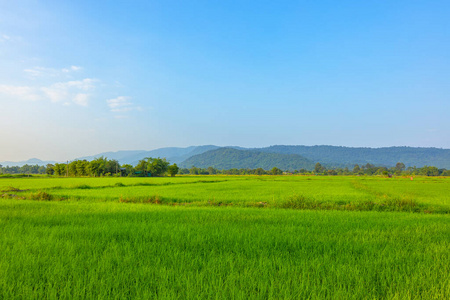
[
  {"left": 76, "top": 160, "right": 89, "bottom": 176},
  {"left": 136, "top": 157, "right": 170, "bottom": 177},
  {"left": 135, "top": 159, "right": 149, "bottom": 176},
  {"left": 53, "top": 163, "right": 66, "bottom": 176},
  {"left": 46, "top": 164, "right": 54, "bottom": 175},
  {"left": 315, "top": 163, "right": 325, "bottom": 174},
  {"left": 255, "top": 168, "right": 266, "bottom": 175},
  {"left": 207, "top": 166, "right": 217, "bottom": 175},
  {"left": 179, "top": 168, "right": 190, "bottom": 175},
  {"left": 189, "top": 166, "right": 200, "bottom": 175},
  {"left": 167, "top": 164, "right": 179, "bottom": 177},
  {"left": 395, "top": 162, "right": 406, "bottom": 172},
  {"left": 375, "top": 167, "right": 388, "bottom": 175},
  {"left": 105, "top": 159, "right": 120, "bottom": 175},
  {"left": 271, "top": 167, "right": 282, "bottom": 175},
  {"left": 121, "top": 164, "right": 135, "bottom": 176},
  {"left": 68, "top": 161, "right": 78, "bottom": 176},
  {"left": 147, "top": 157, "right": 170, "bottom": 176},
  {"left": 38, "top": 165, "right": 46, "bottom": 174},
  {"left": 88, "top": 157, "right": 107, "bottom": 177},
  {"left": 420, "top": 166, "right": 439, "bottom": 176},
  {"left": 327, "top": 169, "right": 337, "bottom": 175}
]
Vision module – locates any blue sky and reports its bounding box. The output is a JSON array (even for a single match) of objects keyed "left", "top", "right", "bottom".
[{"left": 1, "top": 0, "right": 449, "bottom": 161}]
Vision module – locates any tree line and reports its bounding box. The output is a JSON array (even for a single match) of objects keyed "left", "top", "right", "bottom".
[
  {"left": 0, "top": 157, "right": 178, "bottom": 177},
  {"left": 176, "top": 163, "right": 450, "bottom": 176},
  {"left": 1, "top": 159, "right": 449, "bottom": 177},
  {"left": 0, "top": 164, "right": 46, "bottom": 175},
  {"left": 46, "top": 157, "right": 179, "bottom": 177}
]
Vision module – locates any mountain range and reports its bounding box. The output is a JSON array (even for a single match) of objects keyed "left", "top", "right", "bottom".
[
  {"left": 76, "top": 145, "right": 220, "bottom": 166},
  {"left": 0, "top": 158, "right": 58, "bottom": 168},
  {"left": 2, "top": 145, "right": 450, "bottom": 170},
  {"left": 181, "top": 148, "right": 316, "bottom": 170}
]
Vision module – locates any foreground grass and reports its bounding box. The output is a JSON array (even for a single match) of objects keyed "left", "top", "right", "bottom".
[{"left": 0, "top": 199, "right": 449, "bottom": 299}]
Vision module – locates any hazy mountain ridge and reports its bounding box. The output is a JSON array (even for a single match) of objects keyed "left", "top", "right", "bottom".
[
  {"left": 256, "top": 145, "right": 450, "bottom": 168},
  {"left": 72, "top": 145, "right": 220, "bottom": 165},
  {"left": 180, "top": 148, "right": 316, "bottom": 170},
  {"left": 77, "top": 150, "right": 147, "bottom": 163},
  {"left": 0, "top": 158, "right": 57, "bottom": 167},
  {"left": 2, "top": 145, "right": 450, "bottom": 169}
]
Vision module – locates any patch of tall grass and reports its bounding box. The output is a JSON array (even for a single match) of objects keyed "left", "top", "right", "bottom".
[
  {"left": 0, "top": 200, "right": 449, "bottom": 299},
  {"left": 1, "top": 176, "right": 449, "bottom": 213}
]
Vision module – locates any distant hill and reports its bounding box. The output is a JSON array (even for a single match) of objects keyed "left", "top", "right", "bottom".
[
  {"left": 3, "top": 145, "right": 450, "bottom": 169},
  {"left": 74, "top": 145, "right": 220, "bottom": 165},
  {"left": 77, "top": 150, "right": 146, "bottom": 163},
  {"left": 0, "top": 158, "right": 56, "bottom": 167},
  {"left": 1, "top": 146, "right": 220, "bottom": 167},
  {"left": 256, "top": 145, "right": 450, "bottom": 168},
  {"left": 180, "top": 148, "right": 315, "bottom": 170}
]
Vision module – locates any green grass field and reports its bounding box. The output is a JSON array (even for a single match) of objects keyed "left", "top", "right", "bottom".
[
  {"left": 2, "top": 175, "right": 450, "bottom": 212},
  {"left": 1, "top": 176, "right": 449, "bottom": 298}
]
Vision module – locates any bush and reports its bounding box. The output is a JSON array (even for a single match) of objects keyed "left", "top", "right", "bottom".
[{"left": 30, "top": 191, "right": 53, "bottom": 201}]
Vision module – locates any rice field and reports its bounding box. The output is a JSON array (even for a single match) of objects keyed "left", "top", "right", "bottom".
[
  {"left": 0, "top": 176, "right": 449, "bottom": 298},
  {"left": 1, "top": 175, "right": 450, "bottom": 212}
]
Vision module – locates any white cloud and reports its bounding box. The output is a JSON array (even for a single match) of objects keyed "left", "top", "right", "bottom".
[
  {"left": 62, "top": 65, "right": 82, "bottom": 73},
  {"left": 0, "top": 78, "right": 96, "bottom": 106},
  {"left": 106, "top": 96, "right": 133, "bottom": 112},
  {"left": 73, "top": 93, "right": 89, "bottom": 106},
  {"left": 0, "top": 34, "right": 22, "bottom": 45},
  {"left": 106, "top": 97, "right": 143, "bottom": 118},
  {"left": 0, "top": 85, "right": 42, "bottom": 101},
  {"left": 24, "top": 68, "right": 47, "bottom": 78},
  {"left": 63, "top": 78, "right": 95, "bottom": 90},
  {"left": 41, "top": 78, "right": 95, "bottom": 104},
  {"left": 40, "top": 85, "right": 66, "bottom": 102},
  {"left": 24, "top": 65, "right": 83, "bottom": 78},
  {"left": 0, "top": 34, "right": 11, "bottom": 42}
]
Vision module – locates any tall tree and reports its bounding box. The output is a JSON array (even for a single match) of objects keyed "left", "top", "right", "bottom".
[
  {"left": 167, "top": 164, "right": 179, "bottom": 177},
  {"left": 46, "top": 164, "right": 54, "bottom": 175},
  {"left": 315, "top": 163, "right": 325, "bottom": 173},
  {"left": 136, "top": 157, "right": 170, "bottom": 177},
  {"left": 147, "top": 157, "right": 170, "bottom": 176},
  {"left": 395, "top": 162, "right": 406, "bottom": 172},
  {"left": 271, "top": 167, "right": 282, "bottom": 175},
  {"left": 88, "top": 157, "right": 107, "bottom": 177}
]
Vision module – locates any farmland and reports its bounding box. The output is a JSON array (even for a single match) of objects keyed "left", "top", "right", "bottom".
[
  {"left": 1, "top": 176, "right": 450, "bottom": 298},
  {"left": 1, "top": 175, "right": 450, "bottom": 212}
]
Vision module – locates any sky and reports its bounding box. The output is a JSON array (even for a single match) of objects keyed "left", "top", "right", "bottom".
[{"left": 0, "top": 0, "right": 449, "bottom": 161}]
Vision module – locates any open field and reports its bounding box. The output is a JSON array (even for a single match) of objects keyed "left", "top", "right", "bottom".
[
  {"left": 1, "top": 175, "right": 450, "bottom": 212},
  {"left": 1, "top": 176, "right": 450, "bottom": 298}
]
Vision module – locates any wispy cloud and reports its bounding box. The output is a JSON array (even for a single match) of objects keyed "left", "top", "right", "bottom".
[
  {"left": 62, "top": 65, "right": 83, "bottom": 73},
  {"left": 73, "top": 93, "right": 90, "bottom": 106},
  {"left": 0, "top": 78, "right": 96, "bottom": 106},
  {"left": 24, "top": 65, "right": 83, "bottom": 78},
  {"left": 0, "top": 85, "right": 42, "bottom": 101},
  {"left": 0, "top": 34, "right": 11, "bottom": 42},
  {"left": 107, "top": 96, "right": 134, "bottom": 112},
  {"left": 106, "top": 96, "right": 143, "bottom": 119},
  {"left": 1, "top": 64, "right": 132, "bottom": 111}
]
